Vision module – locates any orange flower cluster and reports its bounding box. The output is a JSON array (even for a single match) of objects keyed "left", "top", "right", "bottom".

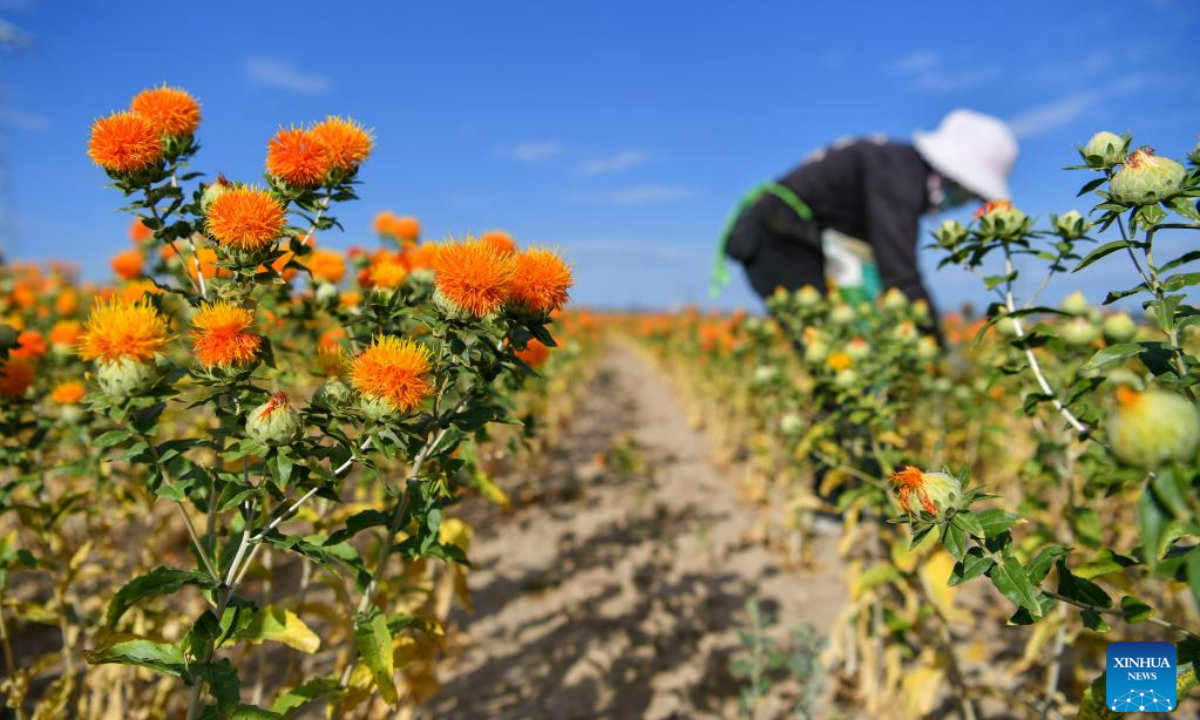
[
  {"left": 0, "top": 358, "right": 34, "bottom": 400},
  {"left": 350, "top": 336, "right": 432, "bottom": 412},
  {"left": 79, "top": 298, "right": 171, "bottom": 365},
  {"left": 515, "top": 338, "right": 551, "bottom": 368},
  {"left": 481, "top": 230, "right": 516, "bottom": 255},
  {"left": 306, "top": 249, "right": 347, "bottom": 284},
  {"left": 191, "top": 301, "right": 263, "bottom": 369},
  {"left": 374, "top": 211, "right": 421, "bottom": 243},
  {"left": 112, "top": 249, "right": 144, "bottom": 280},
  {"left": 88, "top": 85, "right": 201, "bottom": 174},
  {"left": 310, "top": 116, "right": 374, "bottom": 173}
]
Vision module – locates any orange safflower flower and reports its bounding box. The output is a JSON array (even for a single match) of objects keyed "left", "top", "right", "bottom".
[
  {"left": 129, "top": 218, "right": 154, "bottom": 243},
  {"left": 191, "top": 301, "right": 262, "bottom": 369},
  {"left": 317, "top": 344, "right": 348, "bottom": 376},
  {"left": 306, "top": 249, "right": 347, "bottom": 284},
  {"left": 185, "top": 246, "right": 230, "bottom": 281},
  {"left": 79, "top": 298, "right": 171, "bottom": 365},
  {"left": 311, "top": 116, "right": 373, "bottom": 172},
  {"left": 391, "top": 216, "right": 420, "bottom": 243},
  {"left": 120, "top": 279, "right": 162, "bottom": 304},
  {"left": 340, "top": 291, "right": 362, "bottom": 309},
  {"left": 826, "top": 352, "right": 852, "bottom": 372},
  {"left": 350, "top": 335, "right": 432, "bottom": 412},
  {"left": 481, "top": 230, "right": 516, "bottom": 254},
  {"left": 206, "top": 187, "right": 286, "bottom": 252},
  {"left": 0, "top": 358, "right": 34, "bottom": 400},
  {"left": 50, "top": 320, "right": 82, "bottom": 348},
  {"left": 130, "top": 85, "right": 201, "bottom": 137},
  {"left": 88, "top": 111, "right": 163, "bottom": 173},
  {"left": 11, "top": 330, "right": 47, "bottom": 360},
  {"left": 50, "top": 380, "right": 86, "bottom": 405},
  {"left": 55, "top": 289, "right": 79, "bottom": 316},
  {"left": 433, "top": 239, "right": 515, "bottom": 317},
  {"left": 974, "top": 199, "right": 1013, "bottom": 220},
  {"left": 515, "top": 338, "right": 551, "bottom": 368},
  {"left": 373, "top": 211, "right": 396, "bottom": 236},
  {"left": 509, "top": 246, "right": 572, "bottom": 314},
  {"left": 112, "top": 249, "right": 144, "bottom": 280},
  {"left": 407, "top": 242, "right": 439, "bottom": 271},
  {"left": 318, "top": 328, "right": 347, "bottom": 351},
  {"left": 369, "top": 258, "right": 408, "bottom": 289},
  {"left": 266, "top": 127, "right": 331, "bottom": 187},
  {"left": 12, "top": 283, "right": 36, "bottom": 309}
]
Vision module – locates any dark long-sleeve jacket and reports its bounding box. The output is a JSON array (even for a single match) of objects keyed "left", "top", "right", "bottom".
[{"left": 734, "top": 139, "right": 936, "bottom": 312}]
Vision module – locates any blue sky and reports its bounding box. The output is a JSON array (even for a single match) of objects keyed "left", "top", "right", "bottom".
[{"left": 0, "top": 0, "right": 1196, "bottom": 313}]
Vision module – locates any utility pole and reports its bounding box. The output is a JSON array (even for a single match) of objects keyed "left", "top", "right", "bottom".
[{"left": 0, "top": 18, "right": 34, "bottom": 265}]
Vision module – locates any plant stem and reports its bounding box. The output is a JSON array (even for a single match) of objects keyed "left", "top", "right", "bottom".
[{"left": 1040, "top": 589, "right": 1200, "bottom": 640}]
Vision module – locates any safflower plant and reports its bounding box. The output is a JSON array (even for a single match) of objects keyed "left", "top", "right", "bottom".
[{"left": 0, "top": 84, "right": 579, "bottom": 720}]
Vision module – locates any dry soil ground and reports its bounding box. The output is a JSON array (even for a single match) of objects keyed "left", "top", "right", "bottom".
[{"left": 427, "top": 345, "right": 847, "bottom": 719}]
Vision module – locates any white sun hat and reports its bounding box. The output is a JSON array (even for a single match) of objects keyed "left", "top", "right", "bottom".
[{"left": 913, "top": 109, "right": 1018, "bottom": 201}]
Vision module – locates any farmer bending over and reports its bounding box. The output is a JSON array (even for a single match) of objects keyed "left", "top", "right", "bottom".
[{"left": 711, "top": 109, "right": 1018, "bottom": 331}]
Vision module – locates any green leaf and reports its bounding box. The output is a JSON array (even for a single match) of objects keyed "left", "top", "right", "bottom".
[
  {"left": 1081, "top": 342, "right": 1143, "bottom": 371},
  {"left": 324, "top": 509, "right": 390, "bottom": 546},
  {"left": 355, "top": 612, "right": 398, "bottom": 706},
  {"left": 233, "top": 605, "right": 320, "bottom": 653},
  {"left": 1056, "top": 558, "right": 1112, "bottom": 609},
  {"left": 988, "top": 556, "right": 1042, "bottom": 617},
  {"left": 949, "top": 548, "right": 994, "bottom": 587},
  {"left": 1076, "top": 549, "right": 1138, "bottom": 580},
  {"left": 270, "top": 679, "right": 341, "bottom": 717},
  {"left": 107, "top": 566, "right": 217, "bottom": 628},
  {"left": 1073, "top": 239, "right": 1132, "bottom": 273},
  {"left": 1025, "top": 546, "right": 1069, "bottom": 586},
  {"left": 952, "top": 511, "right": 985, "bottom": 539},
  {"left": 1120, "top": 595, "right": 1154, "bottom": 624},
  {"left": 84, "top": 637, "right": 186, "bottom": 676},
  {"left": 939, "top": 519, "right": 967, "bottom": 561},
  {"left": 95, "top": 429, "right": 134, "bottom": 449},
  {"left": 229, "top": 706, "right": 286, "bottom": 720},
  {"left": 974, "top": 509, "right": 1021, "bottom": 539},
  {"left": 1081, "top": 608, "right": 1111, "bottom": 633},
  {"left": 1137, "top": 489, "right": 1170, "bottom": 569}
]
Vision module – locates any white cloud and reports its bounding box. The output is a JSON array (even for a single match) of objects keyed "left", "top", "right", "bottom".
[
  {"left": 578, "top": 185, "right": 695, "bottom": 206},
  {"left": 579, "top": 149, "right": 653, "bottom": 175},
  {"left": 914, "top": 65, "right": 1002, "bottom": 93},
  {"left": 1008, "top": 77, "right": 1148, "bottom": 138},
  {"left": 244, "top": 58, "right": 330, "bottom": 94},
  {"left": 0, "top": 107, "right": 47, "bottom": 132},
  {"left": 498, "top": 140, "right": 564, "bottom": 163},
  {"left": 890, "top": 51, "right": 939, "bottom": 74},
  {"left": 1008, "top": 91, "right": 1103, "bottom": 138}
]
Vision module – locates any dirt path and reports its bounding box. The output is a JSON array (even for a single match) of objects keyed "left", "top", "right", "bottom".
[{"left": 428, "top": 344, "right": 847, "bottom": 719}]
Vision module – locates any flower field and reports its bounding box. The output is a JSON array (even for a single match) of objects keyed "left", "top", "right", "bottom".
[{"left": 1, "top": 86, "right": 1199, "bottom": 720}]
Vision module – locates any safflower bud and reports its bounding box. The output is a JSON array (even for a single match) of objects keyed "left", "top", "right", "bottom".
[
  {"left": 829, "top": 304, "right": 855, "bottom": 325},
  {"left": 246, "top": 392, "right": 303, "bottom": 446},
  {"left": 1107, "top": 387, "right": 1199, "bottom": 468},
  {"left": 1103, "top": 312, "right": 1137, "bottom": 343},
  {"left": 97, "top": 358, "right": 157, "bottom": 399},
  {"left": 779, "top": 412, "right": 804, "bottom": 436},
  {"left": 1082, "top": 130, "right": 1126, "bottom": 168},
  {"left": 834, "top": 368, "right": 857, "bottom": 388},
  {"left": 1110, "top": 148, "right": 1186, "bottom": 205},
  {"left": 880, "top": 287, "right": 908, "bottom": 311},
  {"left": 846, "top": 337, "right": 870, "bottom": 361},
  {"left": 200, "top": 176, "right": 233, "bottom": 212},
  {"left": 1061, "top": 291, "right": 1090, "bottom": 316},
  {"left": 1190, "top": 140, "right": 1200, "bottom": 166},
  {"left": 976, "top": 200, "right": 1029, "bottom": 240},
  {"left": 916, "top": 335, "right": 938, "bottom": 361},
  {"left": 891, "top": 466, "right": 963, "bottom": 518},
  {"left": 1052, "top": 210, "right": 1090, "bottom": 240},
  {"left": 934, "top": 219, "right": 967, "bottom": 248},
  {"left": 795, "top": 285, "right": 822, "bottom": 308},
  {"left": 753, "top": 365, "right": 778, "bottom": 386},
  {"left": 313, "top": 379, "right": 352, "bottom": 410},
  {"left": 1061, "top": 316, "right": 1099, "bottom": 347}
]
